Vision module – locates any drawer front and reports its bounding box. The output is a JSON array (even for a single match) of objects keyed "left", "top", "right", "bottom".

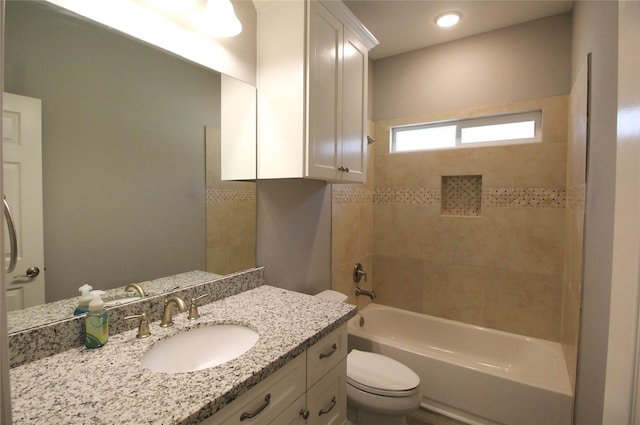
[
  {"left": 307, "top": 324, "right": 347, "bottom": 388},
  {"left": 306, "top": 359, "right": 347, "bottom": 425},
  {"left": 202, "top": 354, "right": 306, "bottom": 425},
  {"left": 270, "top": 394, "right": 307, "bottom": 425}
]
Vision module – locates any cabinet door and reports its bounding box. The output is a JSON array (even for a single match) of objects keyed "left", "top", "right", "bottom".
[
  {"left": 306, "top": 359, "right": 347, "bottom": 425},
  {"left": 340, "top": 26, "right": 368, "bottom": 183},
  {"left": 307, "top": 1, "right": 343, "bottom": 180}
]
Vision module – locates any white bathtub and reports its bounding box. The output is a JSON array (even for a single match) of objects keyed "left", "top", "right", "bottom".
[{"left": 347, "top": 304, "right": 573, "bottom": 425}]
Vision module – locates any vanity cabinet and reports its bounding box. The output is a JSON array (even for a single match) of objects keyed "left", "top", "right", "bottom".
[
  {"left": 274, "top": 325, "right": 348, "bottom": 424},
  {"left": 203, "top": 324, "right": 348, "bottom": 425},
  {"left": 203, "top": 354, "right": 306, "bottom": 425},
  {"left": 255, "top": 0, "right": 377, "bottom": 183}
]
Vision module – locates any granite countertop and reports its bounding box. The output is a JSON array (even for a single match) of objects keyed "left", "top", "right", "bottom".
[{"left": 10, "top": 285, "right": 356, "bottom": 425}]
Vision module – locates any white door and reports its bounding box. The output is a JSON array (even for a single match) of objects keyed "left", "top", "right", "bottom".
[{"left": 3, "top": 92, "right": 45, "bottom": 310}]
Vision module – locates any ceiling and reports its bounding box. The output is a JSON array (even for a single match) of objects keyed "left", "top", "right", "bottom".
[{"left": 343, "top": 0, "right": 574, "bottom": 60}]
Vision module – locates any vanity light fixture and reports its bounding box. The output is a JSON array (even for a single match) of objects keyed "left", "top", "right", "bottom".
[
  {"left": 142, "top": 0, "right": 198, "bottom": 14},
  {"left": 142, "top": 0, "right": 242, "bottom": 38},
  {"left": 193, "top": 0, "right": 242, "bottom": 38},
  {"left": 435, "top": 11, "right": 462, "bottom": 28}
]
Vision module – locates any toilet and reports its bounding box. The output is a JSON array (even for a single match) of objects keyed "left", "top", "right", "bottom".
[{"left": 316, "top": 290, "right": 422, "bottom": 425}]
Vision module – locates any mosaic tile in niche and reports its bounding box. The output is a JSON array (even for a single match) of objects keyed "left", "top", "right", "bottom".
[{"left": 441, "top": 175, "right": 482, "bottom": 216}]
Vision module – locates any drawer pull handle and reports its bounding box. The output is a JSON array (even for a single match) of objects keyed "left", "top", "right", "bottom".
[
  {"left": 239, "top": 393, "right": 271, "bottom": 421},
  {"left": 300, "top": 408, "right": 310, "bottom": 419},
  {"left": 319, "top": 343, "right": 337, "bottom": 359},
  {"left": 318, "top": 396, "right": 337, "bottom": 416}
]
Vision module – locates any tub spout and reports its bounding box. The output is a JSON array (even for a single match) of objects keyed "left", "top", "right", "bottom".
[{"left": 355, "top": 287, "right": 376, "bottom": 300}]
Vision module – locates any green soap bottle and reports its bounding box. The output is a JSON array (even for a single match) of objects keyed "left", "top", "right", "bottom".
[{"left": 85, "top": 290, "right": 108, "bottom": 349}]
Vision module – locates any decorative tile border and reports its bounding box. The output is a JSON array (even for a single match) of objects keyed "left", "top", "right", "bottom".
[
  {"left": 332, "top": 185, "right": 375, "bottom": 204},
  {"left": 206, "top": 189, "right": 256, "bottom": 203},
  {"left": 332, "top": 186, "right": 566, "bottom": 209},
  {"left": 374, "top": 187, "right": 441, "bottom": 205},
  {"left": 482, "top": 188, "right": 565, "bottom": 208}
]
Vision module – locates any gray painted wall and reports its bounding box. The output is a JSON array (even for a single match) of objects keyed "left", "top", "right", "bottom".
[
  {"left": 256, "top": 179, "right": 331, "bottom": 295},
  {"left": 372, "top": 13, "right": 572, "bottom": 121},
  {"left": 5, "top": 1, "right": 221, "bottom": 302}
]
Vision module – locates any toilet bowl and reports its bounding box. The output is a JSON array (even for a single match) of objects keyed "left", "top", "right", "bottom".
[
  {"left": 347, "top": 349, "right": 421, "bottom": 425},
  {"left": 315, "top": 290, "right": 422, "bottom": 425}
]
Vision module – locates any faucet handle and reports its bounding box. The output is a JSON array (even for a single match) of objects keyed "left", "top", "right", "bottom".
[
  {"left": 188, "top": 294, "right": 208, "bottom": 321},
  {"left": 353, "top": 263, "right": 367, "bottom": 283},
  {"left": 124, "top": 312, "right": 151, "bottom": 338}
]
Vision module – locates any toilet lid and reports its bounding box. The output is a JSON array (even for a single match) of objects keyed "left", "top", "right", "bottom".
[{"left": 347, "top": 350, "right": 420, "bottom": 396}]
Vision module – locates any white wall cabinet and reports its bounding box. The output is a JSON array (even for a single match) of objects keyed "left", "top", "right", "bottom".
[
  {"left": 203, "top": 324, "right": 348, "bottom": 425},
  {"left": 255, "top": 0, "right": 377, "bottom": 183}
]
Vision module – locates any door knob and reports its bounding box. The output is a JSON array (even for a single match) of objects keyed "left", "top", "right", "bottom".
[{"left": 14, "top": 266, "right": 40, "bottom": 279}]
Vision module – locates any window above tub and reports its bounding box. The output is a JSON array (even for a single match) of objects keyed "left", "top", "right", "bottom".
[{"left": 391, "top": 110, "right": 542, "bottom": 153}]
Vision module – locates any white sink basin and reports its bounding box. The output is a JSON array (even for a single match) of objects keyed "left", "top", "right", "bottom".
[{"left": 142, "top": 325, "right": 259, "bottom": 374}]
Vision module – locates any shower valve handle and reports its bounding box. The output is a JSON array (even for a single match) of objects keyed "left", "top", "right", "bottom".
[{"left": 353, "top": 263, "right": 367, "bottom": 282}]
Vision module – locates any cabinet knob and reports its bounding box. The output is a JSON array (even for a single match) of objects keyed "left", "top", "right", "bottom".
[
  {"left": 299, "top": 408, "right": 310, "bottom": 419},
  {"left": 338, "top": 166, "right": 350, "bottom": 173}
]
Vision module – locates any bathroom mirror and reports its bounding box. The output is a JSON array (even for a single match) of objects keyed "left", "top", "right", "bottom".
[{"left": 3, "top": 0, "right": 256, "bottom": 332}]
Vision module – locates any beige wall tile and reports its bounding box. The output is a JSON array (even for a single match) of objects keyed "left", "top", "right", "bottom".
[
  {"left": 374, "top": 255, "right": 424, "bottom": 313},
  {"left": 332, "top": 203, "right": 362, "bottom": 264},
  {"left": 422, "top": 263, "right": 487, "bottom": 325},
  {"left": 424, "top": 149, "right": 468, "bottom": 188},
  {"left": 484, "top": 270, "right": 562, "bottom": 340},
  {"left": 465, "top": 145, "right": 516, "bottom": 188},
  {"left": 374, "top": 152, "right": 389, "bottom": 188},
  {"left": 374, "top": 120, "right": 391, "bottom": 156},
  {"left": 358, "top": 203, "right": 374, "bottom": 257},
  {"left": 511, "top": 142, "right": 567, "bottom": 188},
  {"left": 374, "top": 204, "right": 432, "bottom": 260},
  {"left": 207, "top": 200, "right": 256, "bottom": 275},
  {"left": 387, "top": 151, "right": 430, "bottom": 187},
  {"left": 540, "top": 95, "right": 569, "bottom": 143},
  {"left": 451, "top": 207, "right": 564, "bottom": 276},
  {"left": 564, "top": 200, "right": 585, "bottom": 304}
]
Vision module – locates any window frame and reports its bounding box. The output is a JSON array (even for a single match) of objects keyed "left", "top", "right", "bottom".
[{"left": 391, "top": 110, "right": 542, "bottom": 153}]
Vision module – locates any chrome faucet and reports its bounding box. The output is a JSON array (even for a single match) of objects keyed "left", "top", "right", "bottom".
[
  {"left": 125, "top": 283, "right": 147, "bottom": 298},
  {"left": 355, "top": 287, "right": 376, "bottom": 300},
  {"left": 160, "top": 296, "right": 187, "bottom": 327}
]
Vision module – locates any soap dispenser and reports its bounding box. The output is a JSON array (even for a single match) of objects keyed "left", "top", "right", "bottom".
[
  {"left": 74, "top": 284, "right": 93, "bottom": 315},
  {"left": 85, "top": 290, "right": 108, "bottom": 349}
]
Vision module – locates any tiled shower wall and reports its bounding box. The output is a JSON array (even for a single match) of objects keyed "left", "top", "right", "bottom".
[
  {"left": 332, "top": 122, "right": 376, "bottom": 311},
  {"left": 333, "top": 96, "right": 569, "bottom": 341}
]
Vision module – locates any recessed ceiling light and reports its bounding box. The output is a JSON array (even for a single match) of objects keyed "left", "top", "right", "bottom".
[{"left": 435, "top": 12, "right": 462, "bottom": 28}]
